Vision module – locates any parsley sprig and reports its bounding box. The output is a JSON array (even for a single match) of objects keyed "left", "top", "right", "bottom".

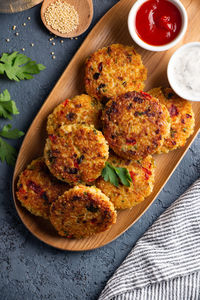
[
  {"left": 0, "top": 124, "right": 24, "bottom": 166},
  {"left": 0, "top": 51, "right": 46, "bottom": 166},
  {"left": 0, "top": 138, "right": 17, "bottom": 166},
  {"left": 0, "top": 124, "right": 24, "bottom": 139},
  {"left": 0, "top": 52, "right": 46, "bottom": 81},
  {"left": 102, "top": 162, "right": 132, "bottom": 187},
  {"left": 0, "top": 89, "right": 24, "bottom": 166},
  {"left": 0, "top": 89, "right": 19, "bottom": 119}
]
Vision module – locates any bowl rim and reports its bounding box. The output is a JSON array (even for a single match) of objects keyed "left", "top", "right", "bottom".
[
  {"left": 167, "top": 42, "right": 200, "bottom": 102},
  {"left": 128, "top": 0, "right": 188, "bottom": 52}
]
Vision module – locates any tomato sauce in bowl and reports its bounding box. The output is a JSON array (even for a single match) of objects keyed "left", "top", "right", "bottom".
[
  {"left": 128, "top": 0, "right": 187, "bottom": 51},
  {"left": 135, "top": 0, "right": 182, "bottom": 46}
]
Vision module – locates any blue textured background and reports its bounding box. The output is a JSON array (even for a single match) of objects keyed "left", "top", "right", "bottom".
[{"left": 0, "top": 1, "right": 199, "bottom": 299}]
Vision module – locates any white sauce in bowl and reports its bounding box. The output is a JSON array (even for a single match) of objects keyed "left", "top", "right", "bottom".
[{"left": 167, "top": 42, "right": 200, "bottom": 101}]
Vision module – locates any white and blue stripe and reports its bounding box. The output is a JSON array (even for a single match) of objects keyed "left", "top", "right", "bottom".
[{"left": 99, "top": 179, "right": 200, "bottom": 300}]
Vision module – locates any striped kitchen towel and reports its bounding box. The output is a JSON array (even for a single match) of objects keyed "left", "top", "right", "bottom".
[{"left": 99, "top": 179, "right": 200, "bottom": 300}]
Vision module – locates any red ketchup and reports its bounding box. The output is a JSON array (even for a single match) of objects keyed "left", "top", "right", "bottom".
[{"left": 135, "top": 0, "right": 182, "bottom": 46}]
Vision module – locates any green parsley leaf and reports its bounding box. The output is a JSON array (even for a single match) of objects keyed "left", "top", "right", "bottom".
[
  {"left": 102, "top": 162, "right": 132, "bottom": 187},
  {"left": 0, "top": 52, "right": 46, "bottom": 82},
  {"left": 102, "top": 162, "right": 119, "bottom": 187},
  {"left": 0, "top": 137, "right": 17, "bottom": 166},
  {"left": 0, "top": 124, "right": 24, "bottom": 139},
  {"left": 113, "top": 166, "right": 132, "bottom": 187},
  {"left": 0, "top": 89, "right": 19, "bottom": 119}
]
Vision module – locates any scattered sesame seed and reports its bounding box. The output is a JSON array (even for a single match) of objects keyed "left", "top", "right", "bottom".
[
  {"left": 54, "top": 35, "right": 57, "bottom": 38},
  {"left": 51, "top": 52, "right": 55, "bottom": 55},
  {"left": 31, "top": 43, "right": 34, "bottom": 47},
  {"left": 52, "top": 42, "right": 56, "bottom": 45},
  {"left": 15, "top": 32, "right": 19, "bottom": 36},
  {"left": 12, "top": 25, "right": 16, "bottom": 30},
  {"left": 70, "top": 38, "right": 73, "bottom": 40},
  {"left": 23, "top": 23, "right": 26, "bottom": 26},
  {"left": 52, "top": 55, "right": 56, "bottom": 59},
  {"left": 60, "top": 40, "right": 64, "bottom": 44},
  {"left": 6, "top": 38, "right": 10, "bottom": 42},
  {"left": 22, "top": 48, "right": 25, "bottom": 51},
  {"left": 44, "top": 0, "right": 79, "bottom": 34},
  {"left": 75, "top": 37, "right": 78, "bottom": 40},
  {"left": 27, "top": 17, "right": 31, "bottom": 20}
]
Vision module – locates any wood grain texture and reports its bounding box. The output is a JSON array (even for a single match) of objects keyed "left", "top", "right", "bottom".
[
  {"left": 0, "top": 0, "right": 42, "bottom": 13},
  {"left": 41, "top": 0, "right": 93, "bottom": 38},
  {"left": 13, "top": 0, "right": 200, "bottom": 251}
]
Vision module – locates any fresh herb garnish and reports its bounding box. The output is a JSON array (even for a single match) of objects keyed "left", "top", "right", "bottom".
[
  {"left": 0, "top": 89, "right": 19, "bottom": 119},
  {"left": 102, "top": 162, "right": 132, "bottom": 187},
  {"left": 0, "top": 124, "right": 24, "bottom": 166},
  {"left": 0, "top": 51, "right": 45, "bottom": 166},
  {"left": 0, "top": 138, "right": 17, "bottom": 166},
  {"left": 0, "top": 124, "right": 24, "bottom": 139},
  {"left": 0, "top": 52, "right": 46, "bottom": 82}
]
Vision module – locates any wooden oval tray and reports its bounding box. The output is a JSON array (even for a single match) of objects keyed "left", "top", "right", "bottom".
[{"left": 12, "top": 0, "right": 200, "bottom": 251}]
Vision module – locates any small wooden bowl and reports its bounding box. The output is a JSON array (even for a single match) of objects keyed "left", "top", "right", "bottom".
[
  {"left": 0, "top": 0, "right": 42, "bottom": 13},
  {"left": 41, "top": 0, "right": 94, "bottom": 38}
]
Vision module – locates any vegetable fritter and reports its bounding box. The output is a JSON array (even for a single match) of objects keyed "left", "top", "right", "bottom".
[
  {"left": 85, "top": 44, "right": 147, "bottom": 104},
  {"left": 47, "top": 94, "right": 102, "bottom": 134},
  {"left": 44, "top": 124, "right": 109, "bottom": 185},
  {"left": 148, "top": 87, "right": 195, "bottom": 153},
  {"left": 96, "top": 153, "right": 155, "bottom": 209},
  {"left": 102, "top": 91, "right": 170, "bottom": 159},
  {"left": 50, "top": 185, "right": 117, "bottom": 239},
  {"left": 16, "top": 157, "right": 69, "bottom": 219}
]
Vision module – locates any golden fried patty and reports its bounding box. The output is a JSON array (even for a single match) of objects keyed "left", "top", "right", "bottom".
[
  {"left": 47, "top": 94, "right": 102, "bottom": 134},
  {"left": 102, "top": 91, "right": 170, "bottom": 159},
  {"left": 85, "top": 44, "right": 147, "bottom": 104},
  {"left": 16, "top": 157, "right": 69, "bottom": 219},
  {"left": 50, "top": 185, "right": 117, "bottom": 239},
  {"left": 44, "top": 124, "right": 109, "bottom": 185},
  {"left": 96, "top": 153, "right": 155, "bottom": 209},
  {"left": 148, "top": 87, "right": 195, "bottom": 153}
]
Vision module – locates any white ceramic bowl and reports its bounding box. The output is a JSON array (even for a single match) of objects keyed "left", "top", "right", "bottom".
[
  {"left": 167, "top": 42, "right": 200, "bottom": 102},
  {"left": 128, "top": 0, "right": 188, "bottom": 52}
]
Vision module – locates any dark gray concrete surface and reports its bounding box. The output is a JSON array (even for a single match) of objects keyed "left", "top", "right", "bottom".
[{"left": 0, "top": 1, "right": 199, "bottom": 299}]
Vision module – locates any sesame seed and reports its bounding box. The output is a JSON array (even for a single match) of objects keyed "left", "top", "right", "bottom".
[
  {"left": 31, "top": 43, "right": 34, "bottom": 47},
  {"left": 12, "top": 25, "right": 16, "bottom": 30},
  {"left": 75, "top": 37, "right": 78, "bottom": 40},
  {"left": 52, "top": 42, "right": 55, "bottom": 45},
  {"left": 6, "top": 38, "right": 10, "bottom": 42},
  {"left": 51, "top": 52, "right": 55, "bottom": 55},
  {"left": 22, "top": 48, "right": 25, "bottom": 51},
  {"left": 52, "top": 55, "right": 56, "bottom": 59},
  {"left": 27, "top": 17, "right": 31, "bottom": 20},
  {"left": 44, "top": 0, "right": 79, "bottom": 34},
  {"left": 15, "top": 32, "right": 19, "bottom": 36},
  {"left": 60, "top": 40, "right": 64, "bottom": 44},
  {"left": 23, "top": 23, "right": 26, "bottom": 26},
  {"left": 70, "top": 38, "right": 73, "bottom": 40}
]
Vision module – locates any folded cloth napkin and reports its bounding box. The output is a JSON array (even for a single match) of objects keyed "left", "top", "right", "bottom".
[{"left": 99, "top": 179, "right": 200, "bottom": 300}]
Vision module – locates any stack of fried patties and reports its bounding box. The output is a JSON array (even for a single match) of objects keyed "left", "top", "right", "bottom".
[{"left": 17, "top": 44, "right": 195, "bottom": 239}]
